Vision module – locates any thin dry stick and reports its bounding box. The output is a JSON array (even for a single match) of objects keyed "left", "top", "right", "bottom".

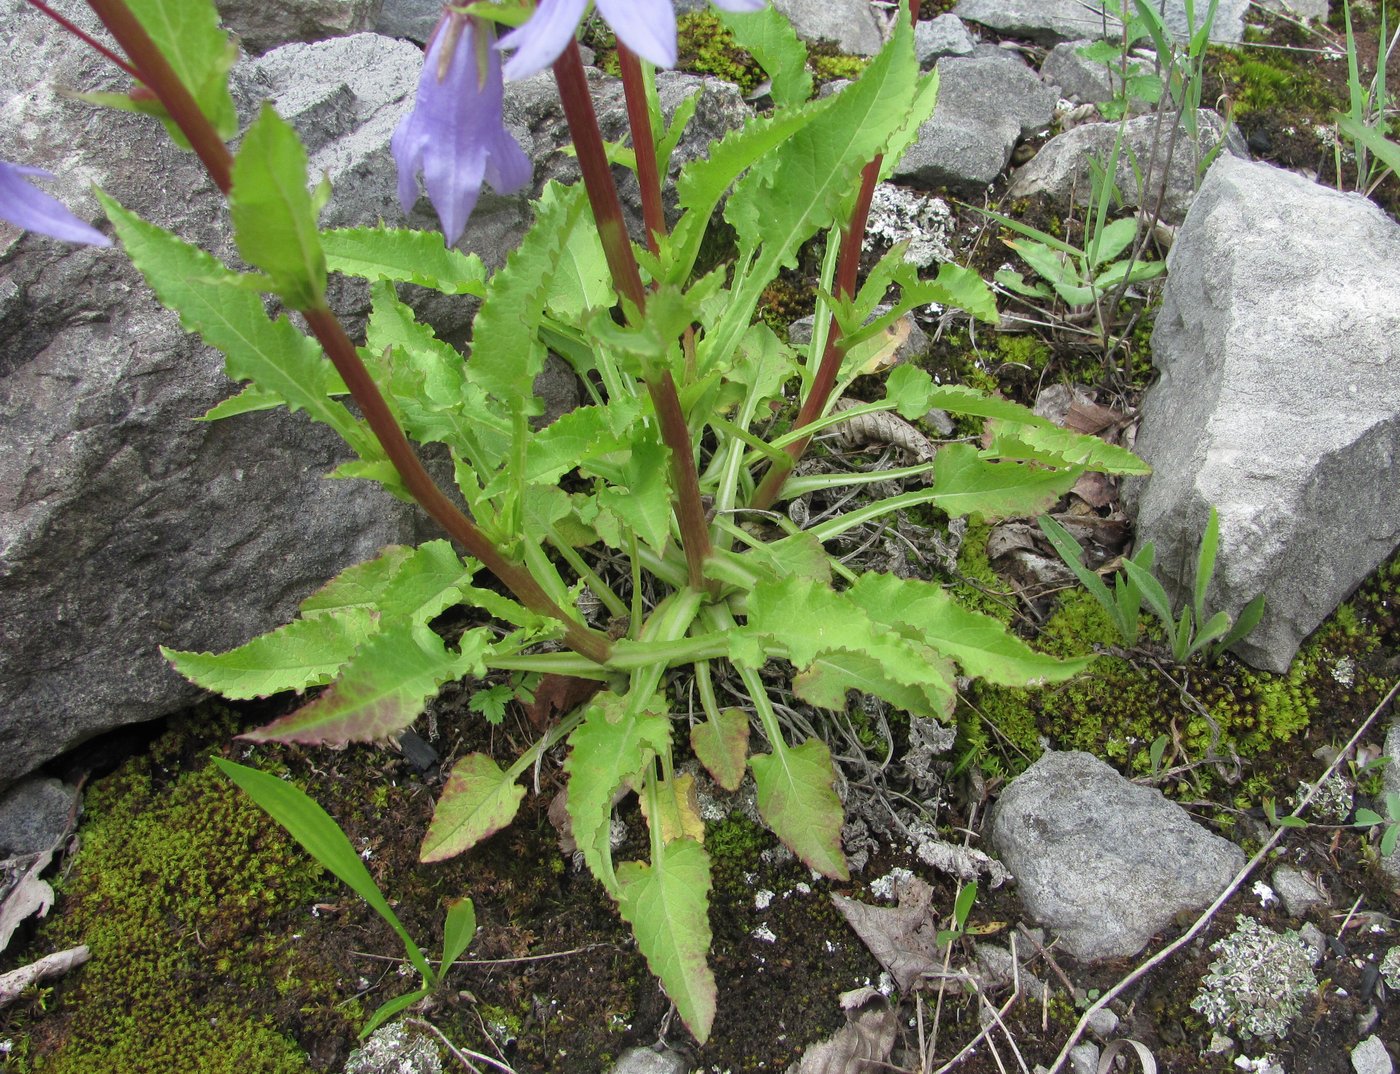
[
  {"left": 1041, "top": 677, "right": 1400, "bottom": 1074},
  {"left": 930, "top": 983, "right": 1021, "bottom": 1074},
  {"left": 404, "top": 1017, "right": 518, "bottom": 1074}
]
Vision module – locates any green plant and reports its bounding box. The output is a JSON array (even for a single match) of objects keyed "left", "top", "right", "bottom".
[
  {"left": 1353, "top": 790, "right": 1400, "bottom": 856},
  {"left": 1133, "top": 0, "right": 1226, "bottom": 171},
  {"left": 1334, "top": 0, "right": 1400, "bottom": 196},
  {"left": 26, "top": 0, "right": 1154, "bottom": 1047},
  {"left": 1039, "top": 506, "right": 1264, "bottom": 663},
  {"left": 934, "top": 881, "right": 978, "bottom": 947},
  {"left": 214, "top": 760, "right": 477, "bottom": 1037},
  {"left": 1075, "top": 0, "right": 1167, "bottom": 120}
]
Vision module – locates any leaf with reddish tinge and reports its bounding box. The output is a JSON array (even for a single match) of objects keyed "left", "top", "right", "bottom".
[
  {"left": 690, "top": 709, "right": 750, "bottom": 791},
  {"left": 639, "top": 774, "right": 705, "bottom": 845},
  {"left": 617, "top": 839, "right": 716, "bottom": 1043},
  {"left": 240, "top": 626, "right": 484, "bottom": 746},
  {"left": 750, "top": 737, "right": 848, "bottom": 880},
  {"left": 420, "top": 755, "right": 526, "bottom": 863}
]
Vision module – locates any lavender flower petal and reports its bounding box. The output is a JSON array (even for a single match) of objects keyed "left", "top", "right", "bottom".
[
  {"left": 0, "top": 160, "right": 110, "bottom": 246},
  {"left": 710, "top": 0, "right": 768, "bottom": 10},
  {"left": 392, "top": 15, "right": 531, "bottom": 245},
  {"left": 498, "top": 0, "right": 588, "bottom": 81},
  {"left": 597, "top": 0, "right": 677, "bottom": 68}
]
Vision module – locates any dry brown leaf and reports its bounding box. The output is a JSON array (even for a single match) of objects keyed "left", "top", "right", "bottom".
[
  {"left": 832, "top": 877, "right": 943, "bottom": 992},
  {"left": 830, "top": 399, "right": 937, "bottom": 461},
  {"left": 787, "top": 987, "right": 896, "bottom": 1074},
  {"left": 520, "top": 674, "right": 604, "bottom": 732}
]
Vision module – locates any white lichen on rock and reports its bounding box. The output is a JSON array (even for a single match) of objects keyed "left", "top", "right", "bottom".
[
  {"left": 863, "top": 184, "right": 955, "bottom": 268},
  {"left": 1381, "top": 945, "right": 1400, "bottom": 991},
  {"left": 1190, "top": 915, "right": 1317, "bottom": 1040}
]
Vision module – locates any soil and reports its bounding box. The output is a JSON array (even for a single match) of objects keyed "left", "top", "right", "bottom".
[{"left": 3, "top": 6, "right": 1399, "bottom": 1074}]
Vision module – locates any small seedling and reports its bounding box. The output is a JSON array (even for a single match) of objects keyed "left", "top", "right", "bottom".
[{"left": 1353, "top": 791, "right": 1400, "bottom": 857}]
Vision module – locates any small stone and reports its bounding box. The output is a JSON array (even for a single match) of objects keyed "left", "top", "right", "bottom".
[
  {"left": 1271, "top": 865, "right": 1328, "bottom": 917},
  {"left": 609, "top": 1045, "right": 691, "bottom": 1074},
  {"left": 1069, "top": 1043, "right": 1100, "bottom": 1074},
  {"left": 914, "top": 15, "right": 977, "bottom": 67},
  {"left": 1207, "top": 1032, "right": 1236, "bottom": 1055},
  {"left": 0, "top": 778, "right": 80, "bottom": 856},
  {"left": 1085, "top": 1007, "right": 1119, "bottom": 1039},
  {"left": 1352, "top": 1035, "right": 1394, "bottom": 1074},
  {"left": 1298, "top": 923, "right": 1328, "bottom": 964}
]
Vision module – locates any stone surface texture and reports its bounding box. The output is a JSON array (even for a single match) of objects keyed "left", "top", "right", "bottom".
[
  {"left": 772, "top": 0, "right": 885, "bottom": 56},
  {"left": 375, "top": 0, "right": 440, "bottom": 43},
  {"left": 343, "top": 1022, "right": 442, "bottom": 1074},
  {"left": 1009, "top": 110, "right": 1247, "bottom": 224},
  {"left": 0, "top": 778, "right": 79, "bottom": 855},
  {"left": 0, "top": 17, "right": 433, "bottom": 790},
  {"left": 1352, "top": 1036, "right": 1395, "bottom": 1074},
  {"left": 1270, "top": 865, "right": 1327, "bottom": 916},
  {"left": 1384, "top": 720, "right": 1400, "bottom": 883},
  {"left": 955, "top": 0, "right": 1249, "bottom": 43},
  {"left": 216, "top": 0, "right": 382, "bottom": 53},
  {"left": 1127, "top": 155, "right": 1400, "bottom": 673},
  {"left": 988, "top": 751, "right": 1246, "bottom": 961},
  {"left": 892, "top": 52, "right": 1057, "bottom": 196},
  {"left": 607, "top": 1046, "right": 691, "bottom": 1074},
  {"left": 914, "top": 14, "right": 977, "bottom": 67},
  {"left": 1040, "top": 39, "right": 1120, "bottom": 104}
]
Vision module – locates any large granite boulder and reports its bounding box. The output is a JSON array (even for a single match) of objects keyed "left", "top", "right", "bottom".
[
  {"left": 954, "top": 0, "right": 1251, "bottom": 44},
  {"left": 216, "top": 0, "right": 382, "bottom": 53},
  {"left": 1127, "top": 155, "right": 1400, "bottom": 672}
]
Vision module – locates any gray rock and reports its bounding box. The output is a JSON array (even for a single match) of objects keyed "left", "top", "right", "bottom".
[
  {"left": 1009, "top": 110, "right": 1246, "bottom": 224},
  {"left": 1353, "top": 1036, "right": 1395, "bottom": 1074},
  {"left": 1271, "top": 864, "right": 1327, "bottom": 916},
  {"left": 1127, "top": 156, "right": 1400, "bottom": 673},
  {"left": 915, "top": 15, "right": 977, "bottom": 67},
  {"left": 988, "top": 751, "right": 1246, "bottom": 961},
  {"left": 0, "top": 16, "right": 421, "bottom": 790},
  {"left": 375, "top": 0, "right": 441, "bottom": 43},
  {"left": 864, "top": 184, "right": 956, "bottom": 268},
  {"left": 955, "top": 0, "right": 1250, "bottom": 44},
  {"left": 1085, "top": 1007, "right": 1119, "bottom": 1039},
  {"left": 1069, "top": 1044, "right": 1100, "bottom": 1074},
  {"left": 1040, "top": 39, "right": 1120, "bottom": 105},
  {"left": 1258, "top": 0, "right": 1330, "bottom": 19},
  {"left": 608, "top": 1046, "right": 691, "bottom": 1074},
  {"left": 0, "top": 778, "right": 80, "bottom": 855},
  {"left": 343, "top": 1022, "right": 442, "bottom": 1074},
  {"left": 216, "top": 0, "right": 382, "bottom": 54},
  {"left": 892, "top": 53, "right": 1057, "bottom": 196},
  {"left": 772, "top": 0, "right": 884, "bottom": 57}
]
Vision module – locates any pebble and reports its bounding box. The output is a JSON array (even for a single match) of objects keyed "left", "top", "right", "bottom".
[
  {"left": 608, "top": 1046, "right": 690, "bottom": 1074},
  {"left": 1068, "top": 1043, "right": 1099, "bottom": 1074},
  {"left": 1352, "top": 1035, "right": 1394, "bottom": 1074}
]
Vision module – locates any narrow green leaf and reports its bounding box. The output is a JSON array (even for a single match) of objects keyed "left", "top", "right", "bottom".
[
  {"left": 952, "top": 881, "right": 978, "bottom": 929},
  {"left": 230, "top": 105, "right": 327, "bottom": 309},
  {"left": 1194, "top": 506, "right": 1220, "bottom": 626},
  {"left": 1214, "top": 593, "right": 1266, "bottom": 655},
  {"left": 616, "top": 839, "right": 717, "bottom": 1042},
  {"left": 690, "top": 709, "right": 750, "bottom": 792},
  {"left": 440, "top": 897, "right": 477, "bottom": 969},
  {"left": 98, "top": 192, "right": 377, "bottom": 461},
  {"left": 321, "top": 225, "right": 488, "bottom": 295},
  {"left": 361, "top": 988, "right": 430, "bottom": 1038},
  {"left": 985, "top": 420, "right": 1150, "bottom": 476},
  {"left": 212, "top": 759, "right": 432, "bottom": 980},
  {"left": 793, "top": 647, "right": 956, "bottom": 719},
  {"left": 201, "top": 382, "right": 307, "bottom": 420},
  {"left": 419, "top": 754, "right": 527, "bottom": 863},
  {"left": 928, "top": 442, "right": 1080, "bottom": 520},
  {"left": 1121, "top": 558, "right": 1176, "bottom": 636},
  {"left": 749, "top": 737, "right": 848, "bottom": 880},
  {"left": 162, "top": 609, "right": 376, "bottom": 699},
  {"left": 1038, "top": 515, "right": 1131, "bottom": 641},
  {"left": 239, "top": 625, "right": 483, "bottom": 746},
  {"left": 564, "top": 693, "right": 671, "bottom": 890}
]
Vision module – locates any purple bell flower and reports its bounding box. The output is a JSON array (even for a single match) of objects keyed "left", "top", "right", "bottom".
[
  {"left": 391, "top": 13, "right": 532, "bottom": 246},
  {"left": 0, "top": 160, "right": 111, "bottom": 246},
  {"left": 498, "top": 0, "right": 768, "bottom": 82}
]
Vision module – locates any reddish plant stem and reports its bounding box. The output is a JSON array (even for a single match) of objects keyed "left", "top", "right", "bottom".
[
  {"left": 616, "top": 44, "right": 665, "bottom": 254},
  {"left": 26, "top": 0, "right": 141, "bottom": 79},
  {"left": 82, "top": 0, "right": 613, "bottom": 664},
  {"left": 85, "top": 0, "right": 233, "bottom": 193},
  {"left": 552, "top": 41, "right": 712, "bottom": 589}
]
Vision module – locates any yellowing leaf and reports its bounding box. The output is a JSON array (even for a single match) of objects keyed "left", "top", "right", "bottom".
[
  {"left": 690, "top": 709, "right": 750, "bottom": 792},
  {"left": 419, "top": 755, "right": 526, "bottom": 863},
  {"left": 639, "top": 774, "right": 705, "bottom": 845},
  {"left": 750, "top": 738, "right": 848, "bottom": 880},
  {"left": 617, "top": 839, "right": 716, "bottom": 1042}
]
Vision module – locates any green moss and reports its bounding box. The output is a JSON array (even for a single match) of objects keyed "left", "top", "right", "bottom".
[
  {"left": 1210, "top": 47, "right": 1333, "bottom": 119},
  {"left": 807, "top": 46, "right": 867, "bottom": 84},
  {"left": 675, "top": 12, "right": 766, "bottom": 94},
  {"left": 26, "top": 722, "right": 346, "bottom": 1073},
  {"left": 950, "top": 518, "right": 1017, "bottom": 625}
]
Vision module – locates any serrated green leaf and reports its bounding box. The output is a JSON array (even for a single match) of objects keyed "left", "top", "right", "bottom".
[
  {"left": 929, "top": 442, "right": 1080, "bottom": 520},
  {"left": 440, "top": 897, "right": 477, "bottom": 969},
  {"left": 690, "top": 709, "right": 750, "bottom": 792},
  {"left": 848, "top": 573, "right": 1089, "bottom": 686},
  {"left": 321, "top": 225, "right": 487, "bottom": 295},
  {"left": 201, "top": 382, "right": 307, "bottom": 420},
  {"left": 596, "top": 428, "right": 673, "bottom": 553},
  {"left": 212, "top": 758, "right": 432, "bottom": 981},
  {"left": 878, "top": 67, "right": 940, "bottom": 183},
  {"left": 983, "top": 420, "right": 1150, "bottom": 475},
  {"left": 616, "top": 838, "right": 716, "bottom": 1042},
  {"left": 123, "top": 0, "right": 238, "bottom": 146},
  {"left": 639, "top": 774, "right": 705, "bottom": 845},
  {"left": 719, "top": 5, "right": 812, "bottom": 109},
  {"left": 564, "top": 693, "right": 671, "bottom": 890},
  {"left": 793, "top": 647, "right": 956, "bottom": 718},
  {"left": 420, "top": 754, "right": 526, "bottom": 863},
  {"left": 513, "top": 400, "right": 640, "bottom": 488},
  {"left": 230, "top": 105, "right": 326, "bottom": 309},
  {"left": 749, "top": 737, "right": 848, "bottom": 880},
  {"left": 298, "top": 545, "right": 417, "bottom": 616},
  {"left": 98, "top": 192, "right": 378, "bottom": 462},
  {"left": 470, "top": 181, "right": 590, "bottom": 405},
  {"left": 239, "top": 625, "right": 483, "bottom": 746},
  {"left": 162, "top": 609, "right": 377, "bottom": 699}
]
